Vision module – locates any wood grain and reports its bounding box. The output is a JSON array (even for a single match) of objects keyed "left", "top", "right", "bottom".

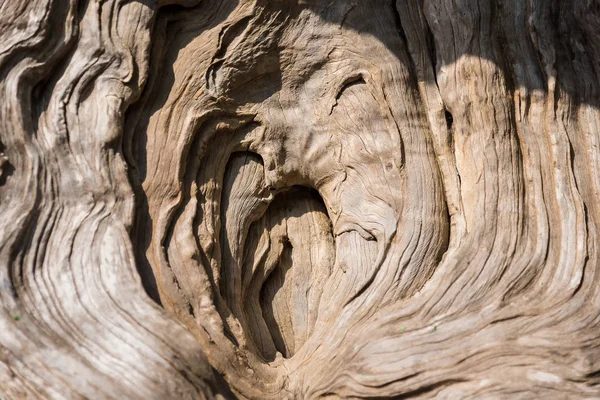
[{"left": 1, "top": 0, "right": 600, "bottom": 398}]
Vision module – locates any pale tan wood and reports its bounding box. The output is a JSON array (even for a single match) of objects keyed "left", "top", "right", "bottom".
[{"left": 1, "top": 0, "right": 600, "bottom": 398}]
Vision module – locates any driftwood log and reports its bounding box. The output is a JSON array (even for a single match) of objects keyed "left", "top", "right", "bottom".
[{"left": 2, "top": 0, "right": 600, "bottom": 398}]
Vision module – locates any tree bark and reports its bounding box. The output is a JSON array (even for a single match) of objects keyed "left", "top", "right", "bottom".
[{"left": 1, "top": 0, "right": 600, "bottom": 398}]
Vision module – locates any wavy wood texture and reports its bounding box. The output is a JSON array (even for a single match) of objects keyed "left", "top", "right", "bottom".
[{"left": 2, "top": 0, "right": 600, "bottom": 398}]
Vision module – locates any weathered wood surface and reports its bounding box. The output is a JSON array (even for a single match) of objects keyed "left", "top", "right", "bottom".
[{"left": 2, "top": 0, "right": 600, "bottom": 398}]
